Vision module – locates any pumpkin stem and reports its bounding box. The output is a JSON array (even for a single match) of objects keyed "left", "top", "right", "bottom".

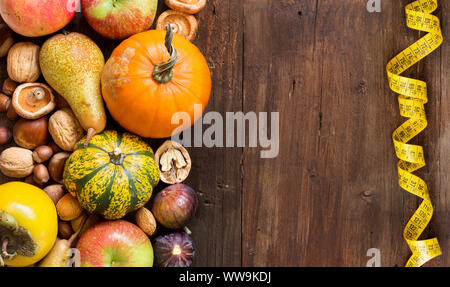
[
  {"left": 109, "top": 148, "right": 126, "bottom": 165},
  {"left": 152, "top": 24, "right": 178, "bottom": 84}
]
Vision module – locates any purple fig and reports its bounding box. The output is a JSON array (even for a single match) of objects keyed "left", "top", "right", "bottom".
[{"left": 151, "top": 184, "right": 198, "bottom": 229}]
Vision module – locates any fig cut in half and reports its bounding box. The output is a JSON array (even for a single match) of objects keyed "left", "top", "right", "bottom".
[{"left": 153, "top": 231, "right": 195, "bottom": 267}]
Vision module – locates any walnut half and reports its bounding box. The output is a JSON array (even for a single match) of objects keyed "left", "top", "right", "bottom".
[{"left": 155, "top": 140, "right": 192, "bottom": 184}]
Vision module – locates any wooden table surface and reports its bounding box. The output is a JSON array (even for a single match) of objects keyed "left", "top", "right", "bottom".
[{"left": 1, "top": 0, "right": 449, "bottom": 267}]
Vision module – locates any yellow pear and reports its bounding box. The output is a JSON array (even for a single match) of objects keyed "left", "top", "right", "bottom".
[{"left": 40, "top": 32, "right": 106, "bottom": 145}]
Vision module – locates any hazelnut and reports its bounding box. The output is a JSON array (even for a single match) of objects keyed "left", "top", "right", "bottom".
[
  {"left": 48, "top": 141, "right": 62, "bottom": 154},
  {"left": 13, "top": 117, "right": 50, "bottom": 149},
  {"left": 135, "top": 207, "right": 157, "bottom": 237},
  {"left": 48, "top": 152, "right": 70, "bottom": 183},
  {"left": 32, "top": 145, "right": 53, "bottom": 163},
  {"left": 0, "top": 23, "right": 14, "bottom": 58},
  {"left": 0, "top": 147, "right": 34, "bottom": 178},
  {"left": 155, "top": 140, "right": 191, "bottom": 184},
  {"left": 24, "top": 175, "right": 44, "bottom": 188},
  {"left": 33, "top": 164, "right": 50, "bottom": 185},
  {"left": 7, "top": 42, "right": 41, "bottom": 83},
  {"left": 0, "top": 93, "right": 10, "bottom": 112},
  {"left": 2, "top": 78, "right": 18, "bottom": 96},
  {"left": 6, "top": 101, "right": 18, "bottom": 121},
  {"left": 58, "top": 221, "right": 74, "bottom": 239},
  {"left": 56, "top": 193, "right": 84, "bottom": 221},
  {"left": 0, "top": 126, "right": 11, "bottom": 145},
  {"left": 48, "top": 108, "right": 84, "bottom": 151},
  {"left": 43, "top": 184, "right": 66, "bottom": 205}
]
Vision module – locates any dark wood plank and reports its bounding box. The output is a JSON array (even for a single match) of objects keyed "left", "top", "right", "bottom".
[
  {"left": 183, "top": 0, "right": 244, "bottom": 267},
  {"left": 425, "top": 0, "right": 450, "bottom": 267},
  {"left": 380, "top": 0, "right": 448, "bottom": 267},
  {"left": 241, "top": 0, "right": 447, "bottom": 266}
]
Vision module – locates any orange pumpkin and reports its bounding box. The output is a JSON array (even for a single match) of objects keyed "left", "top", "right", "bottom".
[{"left": 101, "top": 25, "right": 211, "bottom": 138}]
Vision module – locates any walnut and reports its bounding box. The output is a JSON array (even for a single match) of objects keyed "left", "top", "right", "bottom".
[
  {"left": 0, "top": 147, "right": 35, "bottom": 178},
  {"left": 155, "top": 140, "right": 191, "bottom": 184},
  {"left": 48, "top": 108, "right": 84, "bottom": 151},
  {"left": 7, "top": 42, "right": 41, "bottom": 83}
]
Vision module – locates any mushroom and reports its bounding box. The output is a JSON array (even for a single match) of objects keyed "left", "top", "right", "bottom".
[
  {"left": 12, "top": 83, "right": 56, "bottom": 120},
  {"left": 165, "top": 0, "right": 207, "bottom": 14},
  {"left": 155, "top": 140, "right": 192, "bottom": 184},
  {"left": 156, "top": 10, "right": 198, "bottom": 42}
]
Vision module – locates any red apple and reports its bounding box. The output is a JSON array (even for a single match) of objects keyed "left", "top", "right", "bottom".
[
  {"left": 81, "top": 0, "right": 157, "bottom": 40},
  {"left": 76, "top": 220, "right": 154, "bottom": 267},
  {"left": 0, "top": 0, "right": 79, "bottom": 37}
]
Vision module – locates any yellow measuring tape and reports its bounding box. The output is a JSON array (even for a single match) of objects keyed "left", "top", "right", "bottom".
[{"left": 386, "top": 0, "right": 442, "bottom": 267}]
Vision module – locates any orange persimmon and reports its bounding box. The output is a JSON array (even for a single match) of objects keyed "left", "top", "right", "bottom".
[{"left": 101, "top": 25, "right": 211, "bottom": 138}]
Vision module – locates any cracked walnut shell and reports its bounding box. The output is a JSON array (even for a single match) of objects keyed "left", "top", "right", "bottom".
[{"left": 155, "top": 140, "right": 192, "bottom": 184}]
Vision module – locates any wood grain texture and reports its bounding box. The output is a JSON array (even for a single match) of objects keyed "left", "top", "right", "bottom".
[
  {"left": 183, "top": 0, "right": 244, "bottom": 267},
  {"left": 0, "top": 0, "right": 448, "bottom": 266},
  {"left": 241, "top": 0, "right": 448, "bottom": 266}
]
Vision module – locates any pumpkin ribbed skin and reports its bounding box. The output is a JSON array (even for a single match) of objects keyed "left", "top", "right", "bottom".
[
  {"left": 101, "top": 30, "right": 211, "bottom": 138},
  {"left": 63, "top": 131, "right": 160, "bottom": 219}
]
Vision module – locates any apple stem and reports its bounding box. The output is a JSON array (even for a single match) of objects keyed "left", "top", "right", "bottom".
[
  {"left": 84, "top": 128, "right": 96, "bottom": 148},
  {"left": 183, "top": 226, "right": 192, "bottom": 235}
]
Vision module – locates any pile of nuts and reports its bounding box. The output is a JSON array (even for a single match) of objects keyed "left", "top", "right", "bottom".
[
  {"left": 0, "top": 37, "right": 196, "bottom": 245},
  {"left": 0, "top": 40, "right": 90, "bottom": 240}
]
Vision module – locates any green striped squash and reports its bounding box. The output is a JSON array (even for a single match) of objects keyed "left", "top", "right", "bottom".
[{"left": 63, "top": 130, "right": 160, "bottom": 219}]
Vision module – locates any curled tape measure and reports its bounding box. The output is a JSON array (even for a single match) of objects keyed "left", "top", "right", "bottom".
[{"left": 386, "top": 0, "right": 442, "bottom": 267}]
